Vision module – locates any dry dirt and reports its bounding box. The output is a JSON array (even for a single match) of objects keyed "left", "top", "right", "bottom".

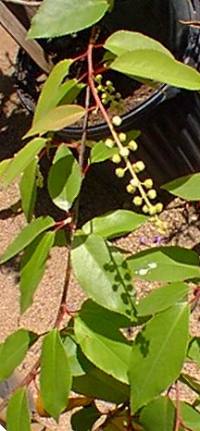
[{"left": 0, "top": 24, "right": 200, "bottom": 431}]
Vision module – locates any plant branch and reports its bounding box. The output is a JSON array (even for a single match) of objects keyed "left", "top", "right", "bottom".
[{"left": 87, "top": 40, "right": 153, "bottom": 211}]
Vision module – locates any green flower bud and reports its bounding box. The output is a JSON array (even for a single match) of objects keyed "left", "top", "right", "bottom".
[
  {"left": 147, "top": 189, "right": 157, "bottom": 200},
  {"left": 128, "top": 140, "right": 138, "bottom": 151},
  {"left": 115, "top": 168, "right": 125, "bottom": 178},
  {"left": 133, "top": 196, "right": 143, "bottom": 206},
  {"left": 119, "top": 147, "right": 130, "bottom": 157},
  {"left": 97, "top": 84, "right": 104, "bottom": 92},
  {"left": 142, "top": 205, "right": 149, "bottom": 214},
  {"left": 155, "top": 203, "right": 163, "bottom": 213},
  {"left": 106, "top": 80, "right": 113, "bottom": 86},
  {"left": 119, "top": 132, "right": 127, "bottom": 143},
  {"left": 143, "top": 178, "right": 153, "bottom": 189},
  {"left": 95, "top": 74, "right": 102, "bottom": 83},
  {"left": 105, "top": 138, "right": 114, "bottom": 148},
  {"left": 134, "top": 161, "right": 145, "bottom": 173},
  {"left": 149, "top": 205, "right": 157, "bottom": 216},
  {"left": 126, "top": 184, "right": 136, "bottom": 194},
  {"left": 112, "top": 115, "right": 122, "bottom": 126},
  {"left": 112, "top": 154, "right": 121, "bottom": 164}
]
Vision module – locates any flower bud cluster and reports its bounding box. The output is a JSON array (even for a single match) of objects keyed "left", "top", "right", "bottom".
[
  {"left": 104, "top": 115, "right": 164, "bottom": 215},
  {"left": 95, "top": 75, "right": 123, "bottom": 112}
]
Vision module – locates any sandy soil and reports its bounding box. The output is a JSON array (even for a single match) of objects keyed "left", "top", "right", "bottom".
[{"left": 0, "top": 24, "right": 200, "bottom": 430}]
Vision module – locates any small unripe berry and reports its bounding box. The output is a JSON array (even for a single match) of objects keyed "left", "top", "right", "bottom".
[
  {"left": 147, "top": 189, "right": 157, "bottom": 199},
  {"left": 126, "top": 184, "right": 136, "bottom": 194},
  {"left": 115, "top": 168, "right": 125, "bottom": 178},
  {"left": 142, "top": 205, "right": 149, "bottom": 214},
  {"left": 143, "top": 178, "right": 153, "bottom": 189},
  {"left": 119, "top": 147, "right": 130, "bottom": 157},
  {"left": 112, "top": 154, "right": 121, "bottom": 164},
  {"left": 134, "top": 161, "right": 145, "bottom": 173},
  {"left": 112, "top": 115, "right": 122, "bottom": 126},
  {"left": 155, "top": 203, "right": 163, "bottom": 213},
  {"left": 97, "top": 84, "right": 104, "bottom": 92},
  {"left": 119, "top": 132, "right": 127, "bottom": 143},
  {"left": 128, "top": 140, "right": 138, "bottom": 151},
  {"left": 105, "top": 138, "right": 114, "bottom": 148},
  {"left": 133, "top": 196, "right": 143, "bottom": 206},
  {"left": 106, "top": 80, "right": 112, "bottom": 86}
]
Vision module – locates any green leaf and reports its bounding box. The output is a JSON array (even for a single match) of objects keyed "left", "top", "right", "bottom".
[
  {"left": 180, "top": 402, "right": 200, "bottom": 431},
  {"left": 0, "top": 216, "right": 54, "bottom": 264},
  {"left": 48, "top": 144, "right": 82, "bottom": 211},
  {"left": 40, "top": 329, "right": 72, "bottom": 420},
  {"left": 20, "top": 158, "right": 38, "bottom": 222},
  {"left": 24, "top": 105, "right": 85, "bottom": 138},
  {"left": 137, "top": 282, "right": 189, "bottom": 316},
  {"left": 71, "top": 405, "right": 99, "bottom": 431},
  {"left": 63, "top": 337, "right": 130, "bottom": 403},
  {"left": 110, "top": 49, "right": 200, "bottom": 90},
  {"left": 63, "top": 336, "right": 129, "bottom": 403},
  {"left": 127, "top": 246, "right": 200, "bottom": 282},
  {"left": 188, "top": 337, "right": 200, "bottom": 366},
  {"left": 83, "top": 210, "right": 147, "bottom": 239},
  {"left": 74, "top": 300, "right": 131, "bottom": 384},
  {"left": 72, "top": 233, "right": 135, "bottom": 316},
  {"left": 20, "top": 231, "right": 55, "bottom": 313},
  {"left": 7, "top": 388, "right": 31, "bottom": 431},
  {"left": 105, "top": 31, "right": 173, "bottom": 58},
  {"left": 139, "top": 396, "right": 175, "bottom": 431},
  {"left": 1, "top": 138, "right": 46, "bottom": 186},
  {"left": 28, "top": 0, "right": 109, "bottom": 39},
  {"left": 90, "top": 141, "right": 118, "bottom": 164},
  {"left": 33, "top": 59, "right": 72, "bottom": 124},
  {"left": 0, "top": 158, "right": 12, "bottom": 178},
  {"left": 130, "top": 303, "right": 189, "bottom": 413},
  {"left": 73, "top": 362, "right": 130, "bottom": 404},
  {"left": 162, "top": 173, "right": 200, "bottom": 201},
  {"left": 0, "top": 330, "right": 30, "bottom": 381}
]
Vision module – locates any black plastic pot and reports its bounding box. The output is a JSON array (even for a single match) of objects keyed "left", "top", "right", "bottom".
[{"left": 15, "top": 0, "right": 200, "bottom": 181}]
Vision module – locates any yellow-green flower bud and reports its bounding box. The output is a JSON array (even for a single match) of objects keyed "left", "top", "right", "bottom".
[
  {"left": 119, "top": 132, "right": 127, "bottom": 143},
  {"left": 126, "top": 184, "right": 136, "bottom": 194},
  {"left": 95, "top": 74, "right": 102, "bottom": 83},
  {"left": 155, "top": 203, "right": 163, "bottom": 213},
  {"left": 142, "top": 205, "right": 149, "bottom": 214},
  {"left": 106, "top": 80, "right": 112, "bottom": 86},
  {"left": 112, "top": 115, "right": 122, "bottom": 126},
  {"left": 119, "top": 147, "right": 130, "bottom": 157},
  {"left": 115, "top": 168, "right": 125, "bottom": 178},
  {"left": 143, "top": 178, "right": 153, "bottom": 189},
  {"left": 147, "top": 189, "right": 157, "bottom": 199},
  {"left": 149, "top": 205, "right": 157, "bottom": 216},
  {"left": 112, "top": 154, "right": 121, "bottom": 164},
  {"left": 134, "top": 161, "right": 145, "bottom": 173},
  {"left": 97, "top": 84, "right": 104, "bottom": 92},
  {"left": 105, "top": 138, "right": 114, "bottom": 148},
  {"left": 128, "top": 140, "right": 138, "bottom": 151},
  {"left": 133, "top": 196, "right": 143, "bottom": 206},
  {"left": 130, "top": 178, "right": 139, "bottom": 187}
]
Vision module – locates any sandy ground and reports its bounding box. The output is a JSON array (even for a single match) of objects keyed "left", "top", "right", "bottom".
[{"left": 0, "top": 24, "right": 200, "bottom": 430}]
